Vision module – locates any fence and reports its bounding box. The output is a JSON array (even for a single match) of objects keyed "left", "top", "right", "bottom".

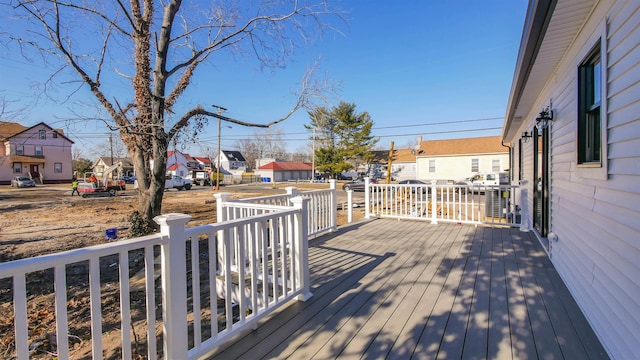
[
  {"left": 217, "top": 180, "right": 337, "bottom": 237},
  {"left": 0, "top": 198, "right": 311, "bottom": 359},
  {"left": 364, "top": 179, "right": 523, "bottom": 227}
]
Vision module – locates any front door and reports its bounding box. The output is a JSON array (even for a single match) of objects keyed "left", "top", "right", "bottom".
[
  {"left": 533, "top": 126, "right": 550, "bottom": 241},
  {"left": 30, "top": 164, "right": 40, "bottom": 179}
]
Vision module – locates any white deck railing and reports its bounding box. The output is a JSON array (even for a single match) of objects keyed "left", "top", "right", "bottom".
[
  {"left": 0, "top": 197, "right": 311, "bottom": 360},
  {"left": 364, "top": 179, "right": 523, "bottom": 227},
  {"left": 217, "top": 180, "right": 337, "bottom": 237}
]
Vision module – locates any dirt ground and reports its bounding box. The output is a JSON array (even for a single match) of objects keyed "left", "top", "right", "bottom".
[{"left": 0, "top": 184, "right": 364, "bottom": 358}]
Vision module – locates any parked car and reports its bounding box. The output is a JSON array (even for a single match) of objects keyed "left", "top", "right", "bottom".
[
  {"left": 342, "top": 178, "right": 377, "bottom": 191},
  {"left": 11, "top": 176, "right": 36, "bottom": 188},
  {"left": 398, "top": 179, "right": 428, "bottom": 185},
  {"left": 398, "top": 179, "right": 431, "bottom": 193},
  {"left": 118, "top": 176, "right": 137, "bottom": 184}
]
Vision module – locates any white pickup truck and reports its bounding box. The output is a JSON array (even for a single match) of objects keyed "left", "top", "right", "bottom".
[
  {"left": 165, "top": 175, "right": 192, "bottom": 190},
  {"left": 456, "top": 172, "right": 509, "bottom": 193}
]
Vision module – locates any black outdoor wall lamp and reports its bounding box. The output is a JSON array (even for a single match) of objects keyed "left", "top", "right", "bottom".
[
  {"left": 535, "top": 105, "right": 554, "bottom": 130},
  {"left": 522, "top": 131, "right": 533, "bottom": 143}
]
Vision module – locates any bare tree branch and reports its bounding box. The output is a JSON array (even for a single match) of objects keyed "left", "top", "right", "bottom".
[{"left": 2, "top": 0, "right": 345, "bottom": 229}]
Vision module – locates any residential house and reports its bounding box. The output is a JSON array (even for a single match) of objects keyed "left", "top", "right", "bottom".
[
  {"left": 415, "top": 136, "right": 508, "bottom": 182},
  {"left": 502, "top": 1, "right": 640, "bottom": 358},
  {"left": 255, "top": 158, "right": 284, "bottom": 169},
  {"left": 217, "top": 150, "right": 247, "bottom": 177},
  {"left": 254, "top": 161, "right": 313, "bottom": 182},
  {"left": 0, "top": 121, "right": 74, "bottom": 184},
  {"left": 193, "top": 156, "right": 213, "bottom": 171},
  {"left": 166, "top": 150, "right": 208, "bottom": 178},
  {"left": 363, "top": 150, "right": 388, "bottom": 179},
  {"left": 363, "top": 148, "right": 419, "bottom": 181},
  {"left": 92, "top": 157, "right": 134, "bottom": 179},
  {"left": 389, "top": 148, "right": 419, "bottom": 181},
  {"left": 151, "top": 150, "right": 215, "bottom": 179}
]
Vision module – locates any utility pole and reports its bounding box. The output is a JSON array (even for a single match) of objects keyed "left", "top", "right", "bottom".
[
  {"left": 109, "top": 133, "right": 115, "bottom": 180},
  {"left": 311, "top": 128, "right": 316, "bottom": 182},
  {"left": 212, "top": 104, "right": 227, "bottom": 191},
  {"left": 386, "top": 141, "right": 394, "bottom": 184},
  {"left": 109, "top": 133, "right": 114, "bottom": 165}
]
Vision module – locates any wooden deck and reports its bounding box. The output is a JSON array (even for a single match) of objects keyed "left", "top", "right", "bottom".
[{"left": 209, "top": 219, "right": 609, "bottom": 359}]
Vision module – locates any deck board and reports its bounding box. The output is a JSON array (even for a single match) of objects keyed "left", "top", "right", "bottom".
[{"left": 209, "top": 219, "right": 609, "bottom": 360}]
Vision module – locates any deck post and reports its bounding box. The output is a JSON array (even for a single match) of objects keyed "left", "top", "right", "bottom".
[
  {"left": 290, "top": 196, "right": 313, "bottom": 301},
  {"left": 154, "top": 213, "right": 192, "bottom": 360},
  {"left": 214, "top": 192, "right": 231, "bottom": 222},
  {"left": 329, "top": 180, "right": 337, "bottom": 231},
  {"left": 430, "top": 180, "right": 438, "bottom": 224},
  {"left": 365, "top": 177, "right": 371, "bottom": 219},
  {"left": 347, "top": 189, "right": 353, "bottom": 223},
  {"left": 518, "top": 180, "right": 531, "bottom": 232},
  {"left": 214, "top": 192, "right": 232, "bottom": 271}
]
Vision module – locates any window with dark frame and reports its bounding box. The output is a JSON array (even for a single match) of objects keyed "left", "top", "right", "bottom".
[
  {"left": 54, "top": 163, "right": 62, "bottom": 173},
  {"left": 53, "top": 132, "right": 58, "bottom": 138},
  {"left": 16, "top": 145, "right": 24, "bottom": 155},
  {"left": 39, "top": 130, "right": 46, "bottom": 140},
  {"left": 35, "top": 146, "right": 43, "bottom": 156},
  {"left": 14, "top": 163, "right": 22, "bottom": 173},
  {"left": 578, "top": 42, "right": 601, "bottom": 165}
]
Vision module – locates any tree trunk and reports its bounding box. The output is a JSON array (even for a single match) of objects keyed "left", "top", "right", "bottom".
[{"left": 130, "top": 141, "right": 168, "bottom": 231}]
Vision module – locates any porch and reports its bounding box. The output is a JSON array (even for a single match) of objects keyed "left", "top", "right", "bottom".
[
  {"left": 213, "top": 219, "right": 608, "bottom": 359},
  {"left": 0, "top": 182, "right": 609, "bottom": 359}
]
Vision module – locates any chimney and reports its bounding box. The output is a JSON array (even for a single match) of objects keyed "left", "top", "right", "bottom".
[{"left": 416, "top": 136, "right": 422, "bottom": 149}]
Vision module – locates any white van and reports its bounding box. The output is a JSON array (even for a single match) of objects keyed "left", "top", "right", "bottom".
[
  {"left": 470, "top": 172, "right": 509, "bottom": 186},
  {"left": 456, "top": 172, "right": 509, "bottom": 193}
]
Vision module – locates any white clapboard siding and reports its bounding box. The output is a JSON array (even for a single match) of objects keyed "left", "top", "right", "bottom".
[{"left": 508, "top": 0, "right": 640, "bottom": 359}]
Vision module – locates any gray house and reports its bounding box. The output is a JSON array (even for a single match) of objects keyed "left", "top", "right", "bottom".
[{"left": 502, "top": 0, "right": 640, "bottom": 358}]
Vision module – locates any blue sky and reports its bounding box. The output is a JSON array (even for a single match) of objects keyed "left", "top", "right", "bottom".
[{"left": 0, "top": 1, "right": 528, "bottom": 158}]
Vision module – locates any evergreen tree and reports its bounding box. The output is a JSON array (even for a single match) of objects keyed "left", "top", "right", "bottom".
[{"left": 307, "top": 102, "right": 378, "bottom": 178}]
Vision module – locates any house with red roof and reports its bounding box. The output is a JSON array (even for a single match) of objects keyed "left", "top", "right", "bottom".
[{"left": 254, "top": 161, "right": 313, "bottom": 182}]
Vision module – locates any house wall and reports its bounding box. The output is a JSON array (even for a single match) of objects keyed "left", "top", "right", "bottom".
[
  {"left": 0, "top": 124, "right": 73, "bottom": 184},
  {"left": 254, "top": 169, "right": 274, "bottom": 181},
  {"left": 415, "top": 153, "right": 509, "bottom": 182},
  {"left": 167, "top": 164, "right": 189, "bottom": 178},
  {"left": 254, "top": 169, "right": 312, "bottom": 182},
  {"left": 511, "top": 1, "right": 640, "bottom": 358},
  {"left": 167, "top": 151, "right": 188, "bottom": 171},
  {"left": 391, "top": 162, "right": 416, "bottom": 181},
  {"left": 218, "top": 152, "right": 246, "bottom": 176}
]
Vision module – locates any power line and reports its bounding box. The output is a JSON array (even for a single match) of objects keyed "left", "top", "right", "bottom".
[{"left": 191, "top": 117, "right": 504, "bottom": 141}]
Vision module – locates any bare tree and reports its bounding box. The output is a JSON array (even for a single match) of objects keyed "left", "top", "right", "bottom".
[
  {"left": 2, "top": 0, "right": 342, "bottom": 229},
  {"left": 236, "top": 128, "right": 288, "bottom": 170},
  {"left": 93, "top": 133, "right": 128, "bottom": 161},
  {"left": 289, "top": 143, "right": 312, "bottom": 162},
  {"left": 0, "top": 94, "right": 28, "bottom": 121}
]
